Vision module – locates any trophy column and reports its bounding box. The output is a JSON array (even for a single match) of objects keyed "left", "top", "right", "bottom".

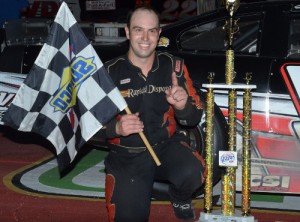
[{"left": 241, "top": 74, "right": 253, "bottom": 216}]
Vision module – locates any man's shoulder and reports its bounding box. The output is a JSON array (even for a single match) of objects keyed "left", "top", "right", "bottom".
[
  {"left": 157, "top": 51, "right": 184, "bottom": 64},
  {"left": 157, "top": 52, "right": 184, "bottom": 74},
  {"left": 104, "top": 55, "right": 127, "bottom": 69}
]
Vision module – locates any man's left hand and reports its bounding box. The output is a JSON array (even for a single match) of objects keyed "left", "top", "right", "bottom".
[{"left": 165, "top": 72, "right": 188, "bottom": 110}]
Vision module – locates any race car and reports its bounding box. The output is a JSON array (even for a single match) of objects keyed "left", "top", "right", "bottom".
[
  {"left": 0, "top": 0, "right": 300, "bottom": 198},
  {"left": 155, "top": 0, "right": 300, "bottom": 194}
]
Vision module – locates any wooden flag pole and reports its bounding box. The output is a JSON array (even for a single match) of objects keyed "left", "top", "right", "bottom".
[{"left": 125, "top": 107, "right": 161, "bottom": 166}]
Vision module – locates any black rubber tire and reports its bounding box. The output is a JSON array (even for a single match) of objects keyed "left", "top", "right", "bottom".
[{"left": 151, "top": 89, "right": 228, "bottom": 200}]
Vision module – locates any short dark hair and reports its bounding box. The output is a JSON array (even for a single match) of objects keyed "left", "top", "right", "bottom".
[{"left": 126, "top": 6, "right": 160, "bottom": 29}]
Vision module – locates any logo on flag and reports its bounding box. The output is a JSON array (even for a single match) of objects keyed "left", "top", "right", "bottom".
[
  {"left": 50, "top": 56, "right": 97, "bottom": 113},
  {"left": 3, "top": 2, "right": 127, "bottom": 172}
]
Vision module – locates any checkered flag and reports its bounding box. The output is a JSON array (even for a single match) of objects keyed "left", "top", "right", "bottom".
[{"left": 3, "top": 2, "right": 127, "bottom": 172}]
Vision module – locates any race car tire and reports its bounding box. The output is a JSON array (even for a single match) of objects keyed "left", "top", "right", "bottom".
[{"left": 151, "top": 89, "right": 228, "bottom": 200}]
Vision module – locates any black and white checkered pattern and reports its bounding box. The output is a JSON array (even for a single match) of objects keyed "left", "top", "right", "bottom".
[{"left": 3, "top": 2, "right": 127, "bottom": 171}]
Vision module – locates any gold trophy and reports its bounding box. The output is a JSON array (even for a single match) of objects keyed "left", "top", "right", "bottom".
[{"left": 199, "top": 0, "right": 256, "bottom": 221}]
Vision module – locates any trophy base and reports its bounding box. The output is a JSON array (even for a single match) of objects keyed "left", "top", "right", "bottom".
[{"left": 198, "top": 210, "right": 257, "bottom": 222}]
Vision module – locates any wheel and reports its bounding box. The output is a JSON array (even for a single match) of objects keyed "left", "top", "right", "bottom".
[{"left": 151, "top": 89, "right": 228, "bottom": 200}]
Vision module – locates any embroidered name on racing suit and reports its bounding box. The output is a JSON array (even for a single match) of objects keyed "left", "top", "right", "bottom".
[{"left": 121, "top": 85, "right": 172, "bottom": 98}]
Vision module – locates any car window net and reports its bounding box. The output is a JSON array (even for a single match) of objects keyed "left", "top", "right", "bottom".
[
  {"left": 288, "top": 18, "right": 300, "bottom": 58},
  {"left": 180, "top": 18, "right": 260, "bottom": 54}
]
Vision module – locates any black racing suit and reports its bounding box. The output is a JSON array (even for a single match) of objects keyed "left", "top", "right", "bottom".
[{"left": 100, "top": 52, "right": 206, "bottom": 222}]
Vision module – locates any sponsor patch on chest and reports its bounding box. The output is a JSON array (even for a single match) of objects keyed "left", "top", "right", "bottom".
[{"left": 120, "top": 78, "right": 131, "bottom": 84}]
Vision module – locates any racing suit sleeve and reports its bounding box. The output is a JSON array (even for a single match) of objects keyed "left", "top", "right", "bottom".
[
  {"left": 93, "top": 117, "right": 119, "bottom": 139},
  {"left": 173, "top": 64, "right": 203, "bottom": 127}
]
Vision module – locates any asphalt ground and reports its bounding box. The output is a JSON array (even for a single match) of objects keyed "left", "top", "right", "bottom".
[{"left": 1, "top": 126, "right": 300, "bottom": 222}]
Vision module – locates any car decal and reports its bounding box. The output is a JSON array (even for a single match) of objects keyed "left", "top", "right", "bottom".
[
  {"left": 281, "top": 63, "right": 300, "bottom": 116},
  {"left": 0, "top": 72, "right": 27, "bottom": 124},
  {"left": 158, "top": 36, "right": 170, "bottom": 47},
  {"left": 214, "top": 80, "right": 300, "bottom": 194}
]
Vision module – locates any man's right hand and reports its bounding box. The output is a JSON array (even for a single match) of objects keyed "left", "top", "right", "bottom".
[{"left": 116, "top": 113, "right": 144, "bottom": 136}]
